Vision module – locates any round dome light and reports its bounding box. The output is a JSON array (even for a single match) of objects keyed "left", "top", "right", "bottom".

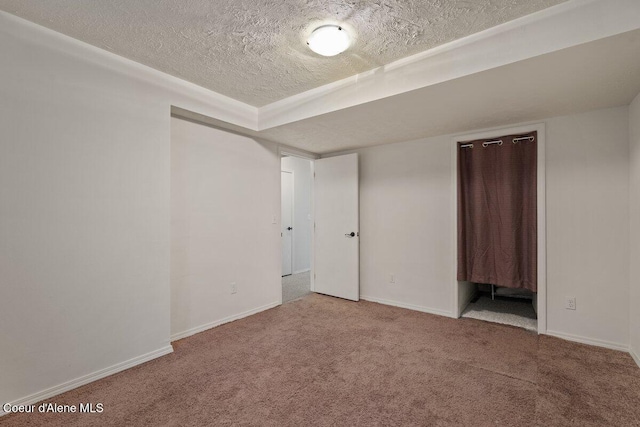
[{"left": 307, "top": 25, "right": 350, "bottom": 56}]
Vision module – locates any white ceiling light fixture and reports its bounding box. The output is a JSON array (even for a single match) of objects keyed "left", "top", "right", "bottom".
[{"left": 307, "top": 25, "right": 350, "bottom": 57}]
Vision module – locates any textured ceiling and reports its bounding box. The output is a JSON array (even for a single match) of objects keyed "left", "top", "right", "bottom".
[
  {"left": 0, "top": 0, "right": 566, "bottom": 106},
  {"left": 174, "top": 29, "right": 640, "bottom": 153}
]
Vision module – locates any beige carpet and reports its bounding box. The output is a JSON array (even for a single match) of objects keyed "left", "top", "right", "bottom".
[
  {"left": 282, "top": 271, "right": 311, "bottom": 303},
  {"left": 2, "top": 294, "right": 639, "bottom": 426},
  {"left": 462, "top": 295, "right": 538, "bottom": 332}
]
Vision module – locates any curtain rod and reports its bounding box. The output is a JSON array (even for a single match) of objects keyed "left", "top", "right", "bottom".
[
  {"left": 460, "top": 135, "right": 535, "bottom": 149},
  {"left": 482, "top": 139, "right": 503, "bottom": 147},
  {"left": 513, "top": 136, "right": 535, "bottom": 143}
]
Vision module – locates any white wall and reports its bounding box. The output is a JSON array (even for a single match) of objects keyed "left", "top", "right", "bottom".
[
  {"left": 545, "top": 107, "right": 630, "bottom": 348},
  {"left": 630, "top": 93, "right": 640, "bottom": 362},
  {"left": 0, "top": 12, "right": 277, "bottom": 407},
  {"left": 281, "top": 156, "right": 312, "bottom": 274},
  {"left": 0, "top": 16, "right": 166, "bottom": 407},
  {"left": 170, "top": 119, "right": 280, "bottom": 339},
  {"left": 524, "top": 108, "right": 629, "bottom": 346},
  {"left": 340, "top": 106, "right": 630, "bottom": 348},
  {"left": 357, "top": 136, "right": 454, "bottom": 316}
]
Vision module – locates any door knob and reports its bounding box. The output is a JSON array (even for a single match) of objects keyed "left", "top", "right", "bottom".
[
  {"left": 345, "top": 232, "right": 356, "bottom": 237},
  {"left": 287, "top": 227, "right": 293, "bottom": 230}
]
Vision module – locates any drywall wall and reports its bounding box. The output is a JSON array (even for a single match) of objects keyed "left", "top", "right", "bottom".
[
  {"left": 343, "top": 106, "right": 630, "bottom": 348},
  {"left": 170, "top": 118, "right": 280, "bottom": 339},
  {"left": 630, "top": 93, "right": 640, "bottom": 362},
  {"left": 281, "top": 156, "right": 312, "bottom": 274},
  {"left": 0, "top": 16, "right": 167, "bottom": 407},
  {"left": 545, "top": 107, "right": 629, "bottom": 348},
  {"left": 357, "top": 136, "right": 454, "bottom": 316},
  {"left": 0, "top": 12, "right": 274, "bottom": 407}
]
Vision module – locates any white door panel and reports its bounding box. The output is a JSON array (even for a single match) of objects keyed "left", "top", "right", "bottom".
[{"left": 313, "top": 153, "right": 359, "bottom": 301}]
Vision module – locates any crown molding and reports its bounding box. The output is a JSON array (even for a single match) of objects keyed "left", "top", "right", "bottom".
[
  {"left": 0, "top": 11, "right": 258, "bottom": 130},
  {"left": 258, "top": 0, "right": 640, "bottom": 130},
  {"left": 4, "top": 0, "right": 639, "bottom": 136}
]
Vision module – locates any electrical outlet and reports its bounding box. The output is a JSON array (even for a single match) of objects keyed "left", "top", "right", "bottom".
[
  {"left": 231, "top": 282, "right": 237, "bottom": 294},
  {"left": 565, "top": 297, "right": 576, "bottom": 310},
  {"left": 390, "top": 274, "right": 395, "bottom": 284}
]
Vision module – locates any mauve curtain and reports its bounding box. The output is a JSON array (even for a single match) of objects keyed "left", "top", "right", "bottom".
[{"left": 457, "top": 132, "right": 537, "bottom": 291}]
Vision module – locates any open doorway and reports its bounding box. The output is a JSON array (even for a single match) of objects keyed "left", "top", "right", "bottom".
[{"left": 281, "top": 155, "right": 313, "bottom": 303}]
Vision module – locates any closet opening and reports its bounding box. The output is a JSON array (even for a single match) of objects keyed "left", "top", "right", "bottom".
[
  {"left": 281, "top": 153, "right": 314, "bottom": 303},
  {"left": 462, "top": 284, "right": 537, "bottom": 332},
  {"left": 453, "top": 125, "right": 546, "bottom": 333}
]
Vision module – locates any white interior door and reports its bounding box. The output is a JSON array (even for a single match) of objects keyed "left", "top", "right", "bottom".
[
  {"left": 313, "top": 153, "right": 359, "bottom": 301},
  {"left": 281, "top": 171, "right": 293, "bottom": 276}
]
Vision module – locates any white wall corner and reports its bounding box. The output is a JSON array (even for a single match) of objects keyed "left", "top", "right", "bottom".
[
  {"left": 0, "top": 11, "right": 258, "bottom": 130},
  {"left": 630, "top": 346, "right": 640, "bottom": 369},
  {"left": 630, "top": 92, "right": 640, "bottom": 369},
  {"left": 170, "top": 301, "right": 280, "bottom": 342}
]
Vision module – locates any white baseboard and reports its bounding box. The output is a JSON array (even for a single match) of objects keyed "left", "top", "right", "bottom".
[
  {"left": 292, "top": 268, "right": 311, "bottom": 275},
  {"left": 545, "top": 330, "right": 629, "bottom": 352},
  {"left": 630, "top": 346, "right": 640, "bottom": 369},
  {"left": 170, "top": 301, "right": 280, "bottom": 342},
  {"left": 360, "top": 295, "right": 453, "bottom": 318},
  {"left": 1, "top": 345, "right": 173, "bottom": 416}
]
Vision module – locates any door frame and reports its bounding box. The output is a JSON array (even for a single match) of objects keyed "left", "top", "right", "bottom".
[
  {"left": 278, "top": 146, "right": 319, "bottom": 305},
  {"left": 280, "top": 170, "right": 294, "bottom": 277},
  {"left": 450, "top": 123, "right": 547, "bottom": 334}
]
